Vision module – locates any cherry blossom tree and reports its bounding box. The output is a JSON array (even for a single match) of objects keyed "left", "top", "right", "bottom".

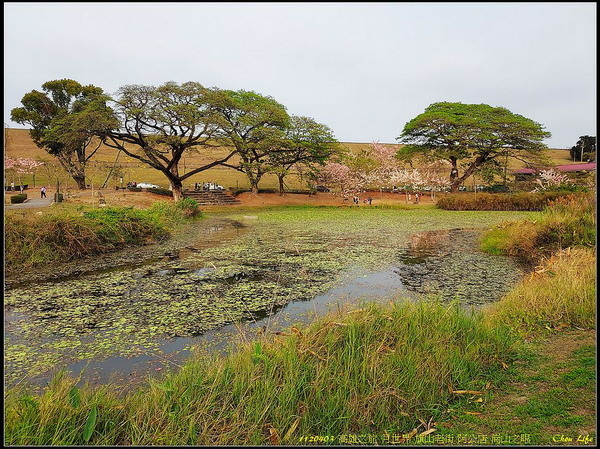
[
  {"left": 317, "top": 161, "right": 367, "bottom": 199},
  {"left": 4, "top": 157, "right": 44, "bottom": 188},
  {"left": 534, "top": 169, "right": 571, "bottom": 191}
]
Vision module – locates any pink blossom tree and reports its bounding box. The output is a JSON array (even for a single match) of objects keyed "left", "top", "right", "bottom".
[
  {"left": 317, "top": 161, "right": 368, "bottom": 199},
  {"left": 4, "top": 157, "right": 44, "bottom": 188},
  {"left": 534, "top": 169, "right": 571, "bottom": 191}
]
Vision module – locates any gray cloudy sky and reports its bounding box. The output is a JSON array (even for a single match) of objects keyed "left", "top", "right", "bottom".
[{"left": 4, "top": 2, "right": 597, "bottom": 148}]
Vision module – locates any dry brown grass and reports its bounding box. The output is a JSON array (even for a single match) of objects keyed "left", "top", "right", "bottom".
[{"left": 4, "top": 128, "right": 573, "bottom": 192}]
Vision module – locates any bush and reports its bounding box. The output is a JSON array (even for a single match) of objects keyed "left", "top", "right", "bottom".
[
  {"left": 175, "top": 198, "right": 200, "bottom": 218},
  {"left": 127, "top": 186, "right": 142, "bottom": 192},
  {"left": 4, "top": 203, "right": 199, "bottom": 268},
  {"left": 147, "top": 187, "right": 173, "bottom": 196},
  {"left": 478, "top": 184, "right": 510, "bottom": 193},
  {"left": 436, "top": 192, "right": 577, "bottom": 211},
  {"left": 10, "top": 194, "right": 27, "bottom": 204}
]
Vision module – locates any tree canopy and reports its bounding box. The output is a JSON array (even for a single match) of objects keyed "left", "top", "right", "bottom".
[
  {"left": 269, "top": 116, "right": 339, "bottom": 194},
  {"left": 10, "top": 79, "right": 116, "bottom": 189},
  {"left": 209, "top": 89, "right": 290, "bottom": 194},
  {"left": 104, "top": 81, "right": 233, "bottom": 200},
  {"left": 396, "top": 102, "right": 551, "bottom": 191},
  {"left": 569, "top": 135, "right": 596, "bottom": 162}
]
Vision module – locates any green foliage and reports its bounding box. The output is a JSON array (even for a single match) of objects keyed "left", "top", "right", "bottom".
[
  {"left": 82, "top": 406, "right": 98, "bottom": 442},
  {"left": 10, "top": 193, "right": 27, "bottom": 203},
  {"left": 10, "top": 79, "right": 117, "bottom": 188},
  {"left": 269, "top": 115, "right": 340, "bottom": 192},
  {"left": 106, "top": 82, "right": 224, "bottom": 197},
  {"left": 175, "top": 198, "right": 201, "bottom": 218},
  {"left": 147, "top": 187, "right": 173, "bottom": 196},
  {"left": 209, "top": 88, "right": 291, "bottom": 190},
  {"left": 540, "top": 184, "right": 589, "bottom": 193},
  {"left": 397, "top": 102, "right": 551, "bottom": 190},
  {"left": 569, "top": 135, "right": 596, "bottom": 162}
]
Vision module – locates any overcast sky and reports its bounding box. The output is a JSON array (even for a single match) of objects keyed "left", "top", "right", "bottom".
[{"left": 4, "top": 2, "right": 597, "bottom": 148}]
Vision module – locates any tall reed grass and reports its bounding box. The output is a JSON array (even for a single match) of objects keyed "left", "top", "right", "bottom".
[
  {"left": 479, "top": 194, "right": 596, "bottom": 262},
  {"left": 5, "top": 200, "right": 200, "bottom": 269},
  {"left": 484, "top": 247, "right": 596, "bottom": 333},
  {"left": 4, "top": 300, "right": 517, "bottom": 445}
]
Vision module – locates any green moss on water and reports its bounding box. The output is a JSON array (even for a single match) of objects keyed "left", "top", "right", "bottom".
[{"left": 5, "top": 207, "right": 536, "bottom": 385}]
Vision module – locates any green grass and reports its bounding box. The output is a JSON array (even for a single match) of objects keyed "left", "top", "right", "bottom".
[
  {"left": 4, "top": 196, "right": 596, "bottom": 445},
  {"left": 435, "top": 331, "right": 596, "bottom": 445},
  {"left": 561, "top": 346, "right": 596, "bottom": 388},
  {"left": 4, "top": 299, "right": 518, "bottom": 445},
  {"left": 5, "top": 199, "right": 201, "bottom": 269},
  {"left": 480, "top": 193, "right": 596, "bottom": 262}
]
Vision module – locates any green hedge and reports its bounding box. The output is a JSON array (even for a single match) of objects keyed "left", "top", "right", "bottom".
[
  {"left": 10, "top": 194, "right": 27, "bottom": 204},
  {"left": 147, "top": 187, "right": 173, "bottom": 196}
]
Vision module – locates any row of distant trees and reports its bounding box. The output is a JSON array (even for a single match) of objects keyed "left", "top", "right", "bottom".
[
  {"left": 12, "top": 79, "right": 592, "bottom": 197},
  {"left": 11, "top": 80, "right": 339, "bottom": 200}
]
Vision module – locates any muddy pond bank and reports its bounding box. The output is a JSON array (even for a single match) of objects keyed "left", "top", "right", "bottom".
[{"left": 4, "top": 208, "right": 536, "bottom": 390}]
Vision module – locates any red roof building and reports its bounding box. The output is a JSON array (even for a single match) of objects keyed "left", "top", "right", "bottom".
[{"left": 513, "top": 162, "right": 596, "bottom": 175}]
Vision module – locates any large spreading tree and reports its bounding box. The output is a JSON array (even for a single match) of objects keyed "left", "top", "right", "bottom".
[
  {"left": 10, "top": 79, "right": 116, "bottom": 189},
  {"left": 397, "top": 102, "right": 551, "bottom": 192},
  {"left": 208, "top": 89, "right": 290, "bottom": 194},
  {"left": 269, "top": 115, "right": 339, "bottom": 194},
  {"left": 104, "top": 81, "right": 235, "bottom": 201}
]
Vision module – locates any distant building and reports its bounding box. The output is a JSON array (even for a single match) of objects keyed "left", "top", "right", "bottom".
[{"left": 512, "top": 162, "right": 596, "bottom": 181}]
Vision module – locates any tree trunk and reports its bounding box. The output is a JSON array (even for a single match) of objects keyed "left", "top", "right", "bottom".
[
  {"left": 74, "top": 175, "right": 87, "bottom": 190},
  {"left": 278, "top": 174, "right": 285, "bottom": 195},
  {"left": 170, "top": 179, "right": 184, "bottom": 201},
  {"left": 167, "top": 161, "right": 184, "bottom": 201},
  {"left": 246, "top": 171, "right": 261, "bottom": 195},
  {"left": 449, "top": 157, "right": 460, "bottom": 192}
]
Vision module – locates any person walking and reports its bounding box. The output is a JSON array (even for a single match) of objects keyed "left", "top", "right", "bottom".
[{"left": 40, "top": 186, "right": 47, "bottom": 198}]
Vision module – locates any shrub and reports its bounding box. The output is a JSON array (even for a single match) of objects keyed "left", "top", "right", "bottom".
[
  {"left": 147, "top": 187, "right": 173, "bottom": 196},
  {"left": 437, "top": 192, "right": 577, "bottom": 211},
  {"left": 175, "top": 197, "right": 200, "bottom": 218},
  {"left": 10, "top": 194, "right": 27, "bottom": 204},
  {"left": 127, "top": 186, "right": 142, "bottom": 192}
]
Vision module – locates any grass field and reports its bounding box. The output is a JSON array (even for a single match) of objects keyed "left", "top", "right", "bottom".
[{"left": 4, "top": 128, "right": 574, "bottom": 192}]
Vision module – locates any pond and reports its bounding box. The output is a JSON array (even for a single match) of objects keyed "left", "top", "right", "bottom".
[{"left": 4, "top": 207, "right": 536, "bottom": 390}]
